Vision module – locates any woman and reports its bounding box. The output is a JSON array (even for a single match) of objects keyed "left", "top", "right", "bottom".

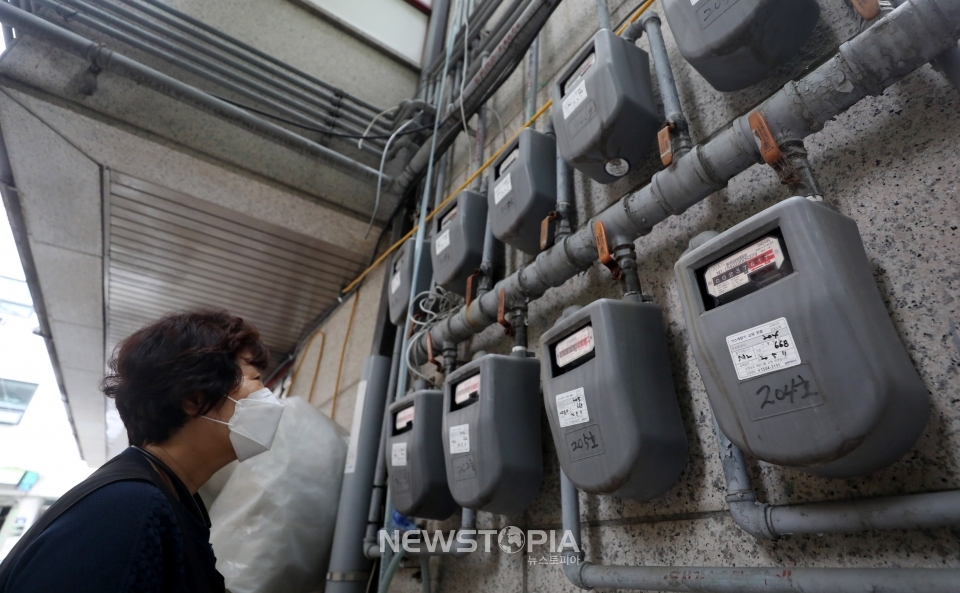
[{"left": 0, "top": 310, "right": 284, "bottom": 593}]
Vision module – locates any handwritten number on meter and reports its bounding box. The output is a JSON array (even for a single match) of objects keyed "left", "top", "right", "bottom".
[{"left": 757, "top": 373, "right": 818, "bottom": 410}]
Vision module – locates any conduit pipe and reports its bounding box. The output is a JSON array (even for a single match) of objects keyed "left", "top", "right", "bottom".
[
  {"left": 77, "top": 0, "right": 395, "bottom": 137},
  {"left": 560, "top": 470, "right": 960, "bottom": 592},
  {"left": 31, "top": 0, "right": 388, "bottom": 150},
  {"left": 394, "top": 0, "right": 562, "bottom": 191},
  {"left": 635, "top": 12, "right": 692, "bottom": 156},
  {"left": 0, "top": 1, "right": 387, "bottom": 183},
  {"left": 412, "top": 0, "right": 960, "bottom": 361},
  {"left": 596, "top": 0, "right": 611, "bottom": 30},
  {"left": 127, "top": 0, "right": 387, "bottom": 117},
  {"left": 711, "top": 417, "right": 960, "bottom": 541}
]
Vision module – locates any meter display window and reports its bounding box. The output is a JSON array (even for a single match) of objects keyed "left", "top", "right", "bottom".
[
  {"left": 563, "top": 51, "right": 596, "bottom": 96},
  {"left": 394, "top": 405, "right": 415, "bottom": 435},
  {"left": 439, "top": 205, "right": 458, "bottom": 230},
  {"left": 451, "top": 373, "right": 480, "bottom": 411},
  {"left": 496, "top": 147, "right": 520, "bottom": 179},
  {"left": 550, "top": 323, "right": 596, "bottom": 375},
  {"left": 696, "top": 229, "right": 794, "bottom": 310}
]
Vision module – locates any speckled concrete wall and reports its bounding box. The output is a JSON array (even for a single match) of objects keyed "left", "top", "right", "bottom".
[{"left": 380, "top": 0, "right": 960, "bottom": 591}]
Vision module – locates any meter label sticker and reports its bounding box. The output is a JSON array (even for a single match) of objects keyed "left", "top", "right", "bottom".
[
  {"left": 705, "top": 236, "right": 785, "bottom": 298},
  {"left": 562, "top": 80, "right": 589, "bottom": 119},
  {"left": 435, "top": 229, "right": 451, "bottom": 255},
  {"left": 390, "top": 272, "right": 401, "bottom": 294},
  {"left": 565, "top": 423, "right": 606, "bottom": 462},
  {"left": 455, "top": 374, "right": 481, "bottom": 404},
  {"left": 343, "top": 380, "right": 368, "bottom": 474},
  {"left": 740, "top": 363, "right": 824, "bottom": 421},
  {"left": 494, "top": 173, "right": 512, "bottom": 204},
  {"left": 726, "top": 317, "right": 801, "bottom": 381},
  {"left": 391, "top": 442, "right": 407, "bottom": 466},
  {"left": 555, "top": 326, "right": 595, "bottom": 368},
  {"left": 449, "top": 423, "right": 470, "bottom": 454},
  {"left": 395, "top": 405, "right": 415, "bottom": 431},
  {"left": 556, "top": 387, "right": 589, "bottom": 427}
]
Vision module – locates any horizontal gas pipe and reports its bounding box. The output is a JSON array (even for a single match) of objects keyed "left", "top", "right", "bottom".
[
  {"left": 0, "top": 2, "right": 387, "bottom": 184},
  {"left": 413, "top": 0, "right": 960, "bottom": 363},
  {"left": 559, "top": 470, "right": 960, "bottom": 593},
  {"left": 711, "top": 417, "right": 960, "bottom": 540}
]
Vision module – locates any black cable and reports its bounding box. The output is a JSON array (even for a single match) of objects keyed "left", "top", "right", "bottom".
[{"left": 211, "top": 93, "right": 433, "bottom": 140}]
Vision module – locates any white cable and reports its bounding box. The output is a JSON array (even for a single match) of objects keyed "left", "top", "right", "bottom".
[
  {"left": 460, "top": 15, "right": 471, "bottom": 137},
  {"left": 358, "top": 106, "right": 399, "bottom": 151},
  {"left": 489, "top": 106, "right": 508, "bottom": 147},
  {"left": 366, "top": 118, "right": 417, "bottom": 238}
]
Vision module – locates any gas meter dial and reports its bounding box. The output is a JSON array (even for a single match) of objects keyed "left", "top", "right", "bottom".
[
  {"left": 675, "top": 197, "right": 929, "bottom": 477},
  {"left": 387, "top": 390, "right": 459, "bottom": 520},
  {"left": 442, "top": 354, "right": 542, "bottom": 514},
  {"left": 540, "top": 299, "right": 688, "bottom": 500},
  {"left": 550, "top": 29, "right": 660, "bottom": 185}
]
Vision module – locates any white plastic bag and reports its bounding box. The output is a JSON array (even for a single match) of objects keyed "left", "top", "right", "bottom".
[{"left": 208, "top": 397, "right": 347, "bottom": 593}]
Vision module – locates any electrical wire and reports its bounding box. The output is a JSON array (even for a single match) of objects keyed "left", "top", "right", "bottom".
[
  {"left": 367, "top": 119, "right": 418, "bottom": 238},
  {"left": 488, "top": 106, "right": 508, "bottom": 148},
  {"left": 460, "top": 15, "right": 471, "bottom": 138},
  {"left": 404, "top": 286, "right": 463, "bottom": 386},
  {"left": 211, "top": 93, "right": 430, "bottom": 140},
  {"left": 359, "top": 106, "right": 400, "bottom": 150}
]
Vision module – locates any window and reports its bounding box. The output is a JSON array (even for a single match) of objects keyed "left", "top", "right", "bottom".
[{"left": 0, "top": 379, "right": 39, "bottom": 425}]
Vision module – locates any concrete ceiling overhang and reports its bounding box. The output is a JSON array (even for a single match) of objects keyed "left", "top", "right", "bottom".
[{"left": 0, "top": 30, "right": 406, "bottom": 225}]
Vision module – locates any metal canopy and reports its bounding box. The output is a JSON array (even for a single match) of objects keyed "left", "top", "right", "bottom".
[{"left": 104, "top": 171, "right": 366, "bottom": 368}]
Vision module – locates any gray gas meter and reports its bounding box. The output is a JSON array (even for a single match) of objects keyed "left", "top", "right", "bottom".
[
  {"left": 388, "top": 237, "right": 433, "bottom": 326},
  {"left": 441, "top": 354, "right": 542, "bottom": 515},
  {"left": 387, "top": 390, "right": 459, "bottom": 520},
  {"left": 662, "top": 0, "right": 820, "bottom": 92},
  {"left": 431, "top": 190, "right": 487, "bottom": 296},
  {"left": 550, "top": 28, "right": 660, "bottom": 185},
  {"left": 539, "top": 300, "right": 688, "bottom": 500},
  {"left": 488, "top": 128, "right": 557, "bottom": 254},
  {"left": 675, "top": 197, "right": 929, "bottom": 477}
]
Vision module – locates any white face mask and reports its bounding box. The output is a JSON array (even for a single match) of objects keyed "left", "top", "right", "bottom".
[{"left": 203, "top": 387, "right": 284, "bottom": 461}]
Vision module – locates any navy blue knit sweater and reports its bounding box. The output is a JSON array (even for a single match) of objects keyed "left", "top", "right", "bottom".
[{"left": 1, "top": 475, "right": 220, "bottom": 592}]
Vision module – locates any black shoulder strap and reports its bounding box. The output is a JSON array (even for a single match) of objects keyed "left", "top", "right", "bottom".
[{"left": 0, "top": 449, "right": 221, "bottom": 593}]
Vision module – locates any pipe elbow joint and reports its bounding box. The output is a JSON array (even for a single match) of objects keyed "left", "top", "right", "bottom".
[
  {"left": 727, "top": 494, "right": 778, "bottom": 541},
  {"left": 564, "top": 558, "right": 592, "bottom": 590}
]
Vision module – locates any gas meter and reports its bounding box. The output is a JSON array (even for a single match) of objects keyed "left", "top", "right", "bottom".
[
  {"left": 431, "top": 190, "right": 487, "bottom": 296},
  {"left": 661, "top": 0, "right": 820, "bottom": 92},
  {"left": 388, "top": 237, "right": 433, "bottom": 326},
  {"left": 387, "top": 390, "right": 459, "bottom": 520},
  {"left": 488, "top": 128, "right": 557, "bottom": 254},
  {"left": 674, "top": 197, "right": 929, "bottom": 477},
  {"left": 441, "top": 354, "right": 542, "bottom": 515},
  {"left": 550, "top": 28, "right": 660, "bottom": 185},
  {"left": 539, "top": 300, "right": 688, "bottom": 500}
]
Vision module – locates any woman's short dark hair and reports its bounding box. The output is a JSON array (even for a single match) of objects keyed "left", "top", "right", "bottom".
[{"left": 102, "top": 310, "right": 269, "bottom": 446}]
